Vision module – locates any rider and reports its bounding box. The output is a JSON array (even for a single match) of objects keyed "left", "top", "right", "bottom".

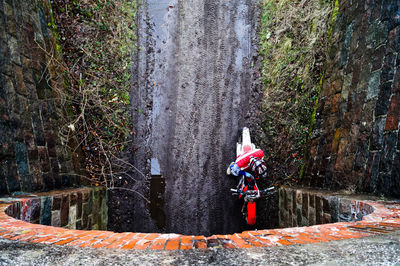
[{"left": 227, "top": 148, "right": 268, "bottom": 185}]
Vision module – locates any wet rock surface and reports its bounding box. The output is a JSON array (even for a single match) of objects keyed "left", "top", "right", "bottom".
[
  {"left": 109, "top": 0, "right": 264, "bottom": 235},
  {"left": 0, "top": 232, "right": 399, "bottom": 265}
]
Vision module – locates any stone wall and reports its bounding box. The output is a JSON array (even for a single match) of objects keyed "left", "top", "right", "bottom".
[
  {"left": 0, "top": 0, "right": 81, "bottom": 196},
  {"left": 303, "top": 0, "right": 400, "bottom": 196},
  {"left": 279, "top": 186, "right": 375, "bottom": 228},
  {"left": 4, "top": 187, "right": 107, "bottom": 230}
]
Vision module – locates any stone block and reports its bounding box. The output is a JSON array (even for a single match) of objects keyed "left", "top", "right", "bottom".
[
  {"left": 322, "top": 197, "right": 330, "bottom": 213},
  {"left": 364, "top": 151, "right": 381, "bottom": 192},
  {"left": 70, "top": 192, "right": 77, "bottom": 206},
  {"left": 381, "top": 52, "right": 397, "bottom": 83},
  {"left": 21, "top": 57, "right": 34, "bottom": 85},
  {"left": 14, "top": 141, "right": 29, "bottom": 176},
  {"left": 367, "top": 70, "right": 381, "bottom": 100},
  {"left": 82, "top": 202, "right": 89, "bottom": 229},
  {"left": 315, "top": 196, "right": 323, "bottom": 224},
  {"left": 21, "top": 23, "right": 35, "bottom": 57},
  {"left": 83, "top": 190, "right": 89, "bottom": 201},
  {"left": 338, "top": 199, "right": 352, "bottom": 221},
  {"left": 2, "top": 159, "right": 20, "bottom": 192},
  {"left": 384, "top": 94, "right": 400, "bottom": 131},
  {"left": 376, "top": 172, "right": 392, "bottom": 196},
  {"left": 379, "top": 132, "right": 397, "bottom": 173},
  {"left": 322, "top": 213, "right": 332, "bottom": 224},
  {"left": 40, "top": 196, "right": 51, "bottom": 225},
  {"left": 366, "top": 20, "right": 388, "bottom": 49},
  {"left": 75, "top": 220, "right": 82, "bottom": 230},
  {"left": 68, "top": 205, "right": 77, "bottom": 229},
  {"left": 331, "top": 93, "right": 341, "bottom": 113},
  {"left": 375, "top": 82, "right": 392, "bottom": 117},
  {"left": 52, "top": 195, "right": 61, "bottom": 210},
  {"left": 292, "top": 190, "right": 296, "bottom": 211},
  {"left": 51, "top": 210, "right": 60, "bottom": 227},
  {"left": 45, "top": 132, "right": 56, "bottom": 157},
  {"left": 37, "top": 146, "right": 50, "bottom": 172},
  {"left": 7, "top": 35, "right": 20, "bottom": 66},
  {"left": 60, "top": 194, "right": 70, "bottom": 227},
  {"left": 0, "top": 174, "right": 7, "bottom": 195},
  {"left": 13, "top": 64, "right": 28, "bottom": 96},
  {"left": 302, "top": 192, "right": 309, "bottom": 217},
  {"left": 371, "top": 45, "right": 385, "bottom": 71},
  {"left": 308, "top": 207, "right": 316, "bottom": 225},
  {"left": 328, "top": 196, "right": 339, "bottom": 222},
  {"left": 309, "top": 193, "right": 315, "bottom": 208},
  {"left": 42, "top": 173, "right": 54, "bottom": 191},
  {"left": 391, "top": 153, "right": 400, "bottom": 196},
  {"left": 386, "top": 27, "right": 399, "bottom": 55},
  {"left": 296, "top": 208, "right": 302, "bottom": 226},
  {"left": 29, "top": 198, "right": 41, "bottom": 223},
  {"left": 77, "top": 191, "right": 82, "bottom": 218},
  {"left": 369, "top": 117, "right": 385, "bottom": 151},
  {"left": 393, "top": 68, "right": 400, "bottom": 94},
  {"left": 353, "top": 140, "right": 369, "bottom": 171}
]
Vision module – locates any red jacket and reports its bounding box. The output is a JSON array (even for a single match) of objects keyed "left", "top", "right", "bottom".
[{"left": 235, "top": 149, "right": 264, "bottom": 171}]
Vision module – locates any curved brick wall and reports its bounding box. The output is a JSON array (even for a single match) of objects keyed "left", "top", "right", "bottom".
[
  {"left": 3, "top": 187, "right": 107, "bottom": 230},
  {"left": 0, "top": 187, "right": 399, "bottom": 250},
  {"left": 303, "top": 0, "right": 400, "bottom": 196},
  {"left": 279, "top": 187, "right": 375, "bottom": 228}
]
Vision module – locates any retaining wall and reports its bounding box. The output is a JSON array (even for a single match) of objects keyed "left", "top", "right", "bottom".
[
  {"left": 3, "top": 187, "right": 107, "bottom": 230},
  {"left": 303, "top": 0, "right": 400, "bottom": 196},
  {"left": 0, "top": 0, "right": 82, "bottom": 196},
  {"left": 0, "top": 186, "right": 399, "bottom": 250},
  {"left": 279, "top": 186, "right": 374, "bottom": 228}
]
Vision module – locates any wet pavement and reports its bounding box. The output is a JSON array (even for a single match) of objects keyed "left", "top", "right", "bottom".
[
  {"left": 0, "top": 231, "right": 399, "bottom": 265},
  {"left": 109, "top": 0, "right": 263, "bottom": 235}
]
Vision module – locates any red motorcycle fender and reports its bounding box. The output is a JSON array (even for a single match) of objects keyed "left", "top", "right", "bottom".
[{"left": 247, "top": 202, "right": 256, "bottom": 225}]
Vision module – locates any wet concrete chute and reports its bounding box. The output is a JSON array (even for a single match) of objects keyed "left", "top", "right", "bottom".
[{"left": 109, "top": 0, "right": 262, "bottom": 235}]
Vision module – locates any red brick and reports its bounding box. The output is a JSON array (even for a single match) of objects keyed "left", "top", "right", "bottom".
[
  {"left": 230, "top": 235, "right": 252, "bottom": 248},
  {"left": 165, "top": 238, "right": 180, "bottom": 250},
  {"left": 277, "top": 239, "right": 294, "bottom": 245},
  {"left": 121, "top": 239, "right": 139, "bottom": 249},
  {"left": 106, "top": 233, "right": 136, "bottom": 249}
]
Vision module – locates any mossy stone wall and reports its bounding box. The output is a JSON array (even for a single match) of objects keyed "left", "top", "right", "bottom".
[
  {"left": 303, "top": 0, "right": 400, "bottom": 196},
  {"left": 0, "top": 0, "right": 82, "bottom": 196}
]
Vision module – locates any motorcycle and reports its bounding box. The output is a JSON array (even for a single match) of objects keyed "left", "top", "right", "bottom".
[{"left": 229, "top": 127, "right": 275, "bottom": 226}]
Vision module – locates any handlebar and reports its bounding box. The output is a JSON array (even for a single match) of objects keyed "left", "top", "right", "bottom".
[{"left": 231, "top": 186, "right": 276, "bottom": 197}]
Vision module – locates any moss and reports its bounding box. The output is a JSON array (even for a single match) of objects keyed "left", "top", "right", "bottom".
[
  {"left": 259, "top": 0, "right": 335, "bottom": 180},
  {"left": 298, "top": 0, "right": 340, "bottom": 180}
]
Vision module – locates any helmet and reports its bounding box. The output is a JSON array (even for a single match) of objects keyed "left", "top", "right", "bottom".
[{"left": 249, "top": 157, "right": 268, "bottom": 179}]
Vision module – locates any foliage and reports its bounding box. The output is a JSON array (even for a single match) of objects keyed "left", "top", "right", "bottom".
[
  {"left": 50, "top": 0, "right": 137, "bottom": 187},
  {"left": 259, "top": 0, "right": 334, "bottom": 180}
]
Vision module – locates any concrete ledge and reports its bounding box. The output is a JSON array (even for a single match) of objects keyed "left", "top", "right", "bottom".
[{"left": 0, "top": 187, "right": 399, "bottom": 250}]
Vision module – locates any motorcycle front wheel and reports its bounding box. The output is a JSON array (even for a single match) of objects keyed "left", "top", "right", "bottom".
[{"left": 246, "top": 202, "right": 256, "bottom": 226}]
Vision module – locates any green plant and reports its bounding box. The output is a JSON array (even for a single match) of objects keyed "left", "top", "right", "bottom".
[
  {"left": 259, "top": 0, "right": 334, "bottom": 180},
  {"left": 50, "top": 0, "right": 138, "bottom": 187}
]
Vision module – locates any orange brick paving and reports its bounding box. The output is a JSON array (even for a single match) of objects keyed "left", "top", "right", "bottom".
[{"left": 0, "top": 199, "right": 400, "bottom": 250}]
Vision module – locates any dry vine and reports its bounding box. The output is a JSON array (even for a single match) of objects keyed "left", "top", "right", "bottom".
[{"left": 39, "top": 0, "right": 147, "bottom": 197}]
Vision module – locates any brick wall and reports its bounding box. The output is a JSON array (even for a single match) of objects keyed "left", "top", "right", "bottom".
[
  {"left": 303, "top": 0, "right": 400, "bottom": 196},
  {"left": 4, "top": 187, "right": 107, "bottom": 230},
  {"left": 279, "top": 186, "right": 374, "bottom": 228},
  {"left": 0, "top": 0, "right": 82, "bottom": 196}
]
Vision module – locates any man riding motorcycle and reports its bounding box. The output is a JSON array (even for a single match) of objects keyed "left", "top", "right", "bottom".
[{"left": 227, "top": 147, "right": 268, "bottom": 225}]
